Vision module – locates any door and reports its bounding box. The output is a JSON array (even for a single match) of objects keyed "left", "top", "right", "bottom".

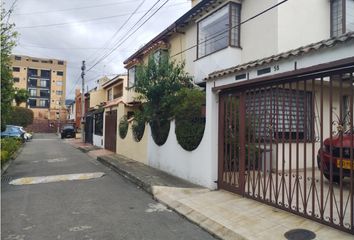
[{"left": 104, "top": 110, "right": 117, "bottom": 152}]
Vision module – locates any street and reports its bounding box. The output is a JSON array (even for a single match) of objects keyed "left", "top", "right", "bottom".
[{"left": 1, "top": 134, "right": 216, "bottom": 240}]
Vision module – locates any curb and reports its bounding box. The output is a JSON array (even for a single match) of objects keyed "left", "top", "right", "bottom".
[
  {"left": 1, "top": 143, "right": 25, "bottom": 175},
  {"left": 96, "top": 155, "right": 247, "bottom": 240}
]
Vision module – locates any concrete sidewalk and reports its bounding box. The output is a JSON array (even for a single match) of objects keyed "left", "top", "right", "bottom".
[{"left": 66, "top": 140, "right": 353, "bottom": 240}]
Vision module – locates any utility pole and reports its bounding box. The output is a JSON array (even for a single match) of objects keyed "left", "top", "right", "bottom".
[{"left": 81, "top": 60, "right": 86, "bottom": 142}]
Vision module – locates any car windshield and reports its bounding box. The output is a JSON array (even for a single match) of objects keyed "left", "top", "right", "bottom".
[{"left": 63, "top": 125, "right": 74, "bottom": 130}]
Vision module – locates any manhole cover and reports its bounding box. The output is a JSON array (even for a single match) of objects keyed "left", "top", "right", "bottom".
[{"left": 284, "top": 229, "right": 316, "bottom": 240}]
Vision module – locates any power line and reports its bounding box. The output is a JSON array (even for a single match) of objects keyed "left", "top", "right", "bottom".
[
  {"left": 86, "top": 0, "right": 171, "bottom": 73},
  {"left": 15, "top": 2, "right": 188, "bottom": 29},
  {"left": 13, "top": 0, "right": 138, "bottom": 16}
]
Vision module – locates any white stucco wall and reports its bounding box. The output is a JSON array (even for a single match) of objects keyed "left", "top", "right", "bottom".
[
  {"left": 148, "top": 119, "right": 217, "bottom": 189},
  {"left": 93, "top": 134, "right": 103, "bottom": 148},
  {"left": 277, "top": 0, "right": 330, "bottom": 53}
]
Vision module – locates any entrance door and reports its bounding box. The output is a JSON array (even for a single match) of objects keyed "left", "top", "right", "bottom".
[
  {"left": 104, "top": 110, "right": 117, "bottom": 152},
  {"left": 85, "top": 115, "right": 93, "bottom": 144},
  {"left": 218, "top": 92, "right": 246, "bottom": 194}
]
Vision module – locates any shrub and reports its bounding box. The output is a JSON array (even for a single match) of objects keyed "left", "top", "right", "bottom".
[
  {"left": 119, "top": 115, "right": 129, "bottom": 139},
  {"left": 8, "top": 106, "right": 34, "bottom": 127},
  {"left": 150, "top": 119, "right": 170, "bottom": 146},
  {"left": 1, "top": 138, "right": 22, "bottom": 166},
  {"left": 1, "top": 150, "right": 10, "bottom": 164},
  {"left": 174, "top": 88, "right": 206, "bottom": 151},
  {"left": 132, "top": 117, "right": 145, "bottom": 142}
]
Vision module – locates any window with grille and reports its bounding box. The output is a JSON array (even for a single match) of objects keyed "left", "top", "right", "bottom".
[
  {"left": 331, "top": 0, "right": 354, "bottom": 36},
  {"left": 94, "top": 112, "right": 103, "bottom": 136},
  {"left": 246, "top": 88, "right": 313, "bottom": 141}
]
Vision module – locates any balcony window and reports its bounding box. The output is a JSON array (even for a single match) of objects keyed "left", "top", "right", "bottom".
[
  {"left": 29, "top": 89, "right": 37, "bottom": 97},
  {"left": 40, "top": 80, "right": 49, "bottom": 88},
  {"left": 28, "top": 99, "right": 36, "bottom": 107},
  {"left": 28, "top": 68, "right": 38, "bottom": 77},
  {"left": 331, "top": 0, "right": 354, "bottom": 36},
  {"left": 39, "top": 99, "right": 49, "bottom": 108},
  {"left": 198, "top": 3, "right": 241, "bottom": 58},
  {"left": 113, "top": 85, "right": 123, "bottom": 99},
  {"left": 28, "top": 78, "right": 37, "bottom": 87},
  {"left": 128, "top": 67, "right": 136, "bottom": 88},
  {"left": 107, "top": 88, "right": 113, "bottom": 101},
  {"left": 40, "top": 90, "right": 50, "bottom": 98},
  {"left": 41, "top": 70, "right": 51, "bottom": 79},
  {"left": 13, "top": 67, "right": 20, "bottom": 72}
]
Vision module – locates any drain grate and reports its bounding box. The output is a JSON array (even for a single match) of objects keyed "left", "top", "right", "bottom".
[
  {"left": 284, "top": 229, "right": 316, "bottom": 240},
  {"left": 1, "top": 176, "right": 12, "bottom": 184}
]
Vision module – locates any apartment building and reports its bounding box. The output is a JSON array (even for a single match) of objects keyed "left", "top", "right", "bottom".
[{"left": 11, "top": 55, "right": 67, "bottom": 120}]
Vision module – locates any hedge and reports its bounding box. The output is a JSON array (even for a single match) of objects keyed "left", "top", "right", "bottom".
[{"left": 7, "top": 106, "right": 34, "bottom": 127}]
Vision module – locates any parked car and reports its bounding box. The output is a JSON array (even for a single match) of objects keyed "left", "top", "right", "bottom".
[
  {"left": 317, "top": 128, "right": 354, "bottom": 182},
  {"left": 61, "top": 124, "right": 76, "bottom": 139},
  {"left": 0, "top": 125, "right": 26, "bottom": 142},
  {"left": 8, "top": 125, "right": 32, "bottom": 141}
]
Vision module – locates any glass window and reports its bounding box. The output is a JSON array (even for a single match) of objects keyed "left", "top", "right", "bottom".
[
  {"left": 198, "top": 3, "right": 240, "bottom": 58},
  {"left": 57, "top": 71, "right": 64, "bottom": 76},
  {"left": 56, "top": 90, "right": 63, "bottom": 95},
  {"left": 56, "top": 81, "right": 63, "bottom": 86},
  {"left": 128, "top": 67, "right": 136, "bottom": 88},
  {"left": 58, "top": 61, "right": 64, "bottom": 65},
  {"left": 29, "top": 89, "right": 37, "bottom": 97},
  {"left": 153, "top": 49, "right": 168, "bottom": 64},
  {"left": 28, "top": 68, "right": 38, "bottom": 76},
  {"left": 331, "top": 0, "right": 354, "bottom": 36},
  {"left": 13, "top": 67, "right": 20, "bottom": 72},
  {"left": 29, "top": 78, "right": 37, "bottom": 87},
  {"left": 15, "top": 56, "right": 21, "bottom": 61},
  {"left": 28, "top": 99, "right": 36, "bottom": 107},
  {"left": 39, "top": 99, "right": 49, "bottom": 107},
  {"left": 40, "top": 90, "right": 50, "bottom": 98},
  {"left": 107, "top": 89, "right": 113, "bottom": 101},
  {"left": 41, "top": 70, "right": 51, "bottom": 79},
  {"left": 13, "top": 77, "right": 20, "bottom": 82},
  {"left": 40, "top": 80, "right": 49, "bottom": 88}
]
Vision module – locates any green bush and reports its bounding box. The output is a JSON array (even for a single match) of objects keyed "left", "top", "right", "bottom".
[
  {"left": 8, "top": 106, "right": 34, "bottom": 127},
  {"left": 132, "top": 117, "right": 145, "bottom": 142},
  {"left": 1, "top": 138, "right": 22, "bottom": 166},
  {"left": 119, "top": 115, "right": 129, "bottom": 139},
  {"left": 150, "top": 119, "right": 170, "bottom": 146}
]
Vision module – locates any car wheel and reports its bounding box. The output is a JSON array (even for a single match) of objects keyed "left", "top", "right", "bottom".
[{"left": 323, "top": 173, "right": 341, "bottom": 183}]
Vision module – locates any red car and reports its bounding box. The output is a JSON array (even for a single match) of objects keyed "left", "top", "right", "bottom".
[{"left": 317, "top": 128, "right": 354, "bottom": 183}]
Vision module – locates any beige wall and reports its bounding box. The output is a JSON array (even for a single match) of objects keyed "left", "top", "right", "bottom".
[
  {"left": 90, "top": 89, "right": 105, "bottom": 107},
  {"left": 115, "top": 103, "right": 148, "bottom": 163}
]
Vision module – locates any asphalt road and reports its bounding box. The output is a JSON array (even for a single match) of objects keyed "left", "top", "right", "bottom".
[{"left": 1, "top": 133, "right": 216, "bottom": 240}]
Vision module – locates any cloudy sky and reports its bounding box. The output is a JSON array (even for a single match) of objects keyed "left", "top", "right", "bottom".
[{"left": 4, "top": 0, "right": 192, "bottom": 99}]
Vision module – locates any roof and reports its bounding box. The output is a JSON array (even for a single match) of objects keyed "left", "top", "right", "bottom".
[
  {"left": 206, "top": 31, "right": 354, "bottom": 80},
  {"left": 123, "top": 0, "right": 224, "bottom": 65},
  {"left": 104, "top": 98, "right": 133, "bottom": 108},
  {"left": 102, "top": 74, "right": 126, "bottom": 89}
]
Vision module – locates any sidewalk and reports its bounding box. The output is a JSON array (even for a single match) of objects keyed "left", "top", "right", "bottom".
[{"left": 66, "top": 140, "right": 353, "bottom": 240}]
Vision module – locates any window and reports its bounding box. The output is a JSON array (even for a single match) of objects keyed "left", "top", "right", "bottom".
[
  {"left": 15, "top": 56, "right": 21, "bottom": 61},
  {"left": 56, "top": 90, "right": 63, "bottom": 95},
  {"left": 28, "top": 68, "right": 38, "bottom": 77},
  {"left": 39, "top": 99, "right": 49, "bottom": 107},
  {"left": 28, "top": 99, "right": 36, "bottom": 107},
  {"left": 56, "top": 81, "right": 63, "bottom": 86},
  {"left": 28, "top": 78, "right": 37, "bottom": 87},
  {"left": 94, "top": 112, "right": 103, "bottom": 136},
  {"left": 40, "top": 80, "right": 49, "bottom": 88},
  {"left": 13, "top": 77, "right": 20, "bottom": 82},
  {"left": 29, "top": 89, "right": 37, "bottom": 97},
  {"left": 198, "top": 3, "right": 241, "bottom": 58},
  {"left": 153, "top": 49, "right": 168, "bottom": 64},
  {"left": 107, "top": 88, "right": 113, "bottom": 101},
  {"left": 40, "top": 90, "right": 50, "bottom": 98},
  {"left": 246, "top": 88, "right": 313, "bottom": 141},
  {"left": 41, "top": 70, "right": 51, "bottom": 79},
  {"left": 331, "top": 0, "right": 354, "bottom": 36},
  {"left": 57, "top": 71, "right": 64, "bottom": 76},
  {"left": 58, "top": 61, "right": 64, "bottom": 65},
  {"left": 128, "top": 67, "right": 136, "bottom": 88},
  {"left": 32, "top": 59, "right": 39, "bottom": 62},
  {"left": 13, "top": 67, "right": 20, "bottom": 72}
]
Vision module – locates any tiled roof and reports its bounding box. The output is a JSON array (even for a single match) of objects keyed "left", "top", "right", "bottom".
[{"left": 206, "top": 31, "right": 354, "bottom": 80}]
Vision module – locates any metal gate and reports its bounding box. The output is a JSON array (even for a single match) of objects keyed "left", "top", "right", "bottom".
[
  {"left": 218, "top": 65, "right": 354, "bottom": 234},
  {"left": 85, "top": 114, "right": 93, "bottom": 144},
  {"left": 104, "top": 110, "right": 117, "bottom": 152}
]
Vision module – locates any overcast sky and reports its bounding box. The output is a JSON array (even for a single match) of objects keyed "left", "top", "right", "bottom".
[{"left": 4, "top": 0, "right": 192, "bottom": 99}]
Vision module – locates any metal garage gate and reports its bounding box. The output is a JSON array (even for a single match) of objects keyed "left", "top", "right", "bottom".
[{"left": 218, "top": 63, "right": 354, "bottom": 234}]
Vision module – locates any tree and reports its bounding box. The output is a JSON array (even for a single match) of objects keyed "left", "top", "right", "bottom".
[
  {"left": 7, "top": 106, "right": 34, "bottom": 127},
  {"left": 1, "top": 6, "right": 18, "bottom": 131},
  {"left": 14, "top": 88, "right": 29, "bottom": 106}
]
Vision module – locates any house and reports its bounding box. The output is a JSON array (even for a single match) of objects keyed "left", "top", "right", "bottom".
[
  {"left": 74, "top": 89, "right": 89, "bottom": 130},
  {"left": 121, "top": 0, "right": 354, "bottom": 234}
]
